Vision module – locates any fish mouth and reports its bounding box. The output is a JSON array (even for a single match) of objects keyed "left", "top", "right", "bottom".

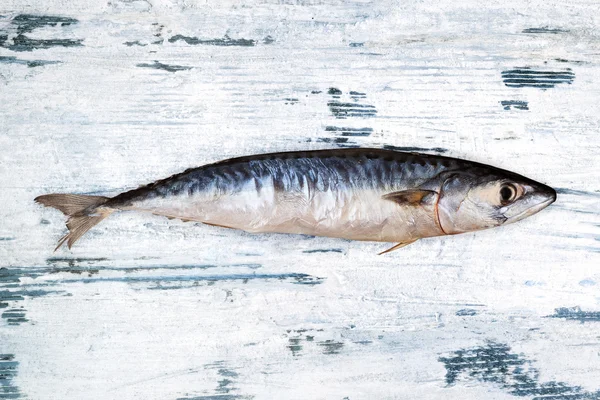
[{"left": 505, "top": 192, "right": 556, "bottom": 223}]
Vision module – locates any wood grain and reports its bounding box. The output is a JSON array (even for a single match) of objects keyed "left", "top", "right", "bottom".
[{"left": 1, "top": 1, "right": 599, "bottom": 399}]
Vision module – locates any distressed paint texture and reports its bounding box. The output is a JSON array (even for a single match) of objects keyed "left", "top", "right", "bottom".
[{"left": 1, "top": 0, "right": 600, "bottom": 399}]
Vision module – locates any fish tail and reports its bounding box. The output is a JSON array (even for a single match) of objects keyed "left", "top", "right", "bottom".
[{"left": 34, "top": 194, "right": 113, "bottom": 250}]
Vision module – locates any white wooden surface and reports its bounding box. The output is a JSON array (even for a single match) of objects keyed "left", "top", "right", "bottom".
[{"left": 1, "top": 1, "right": 600, "bottom": 399}]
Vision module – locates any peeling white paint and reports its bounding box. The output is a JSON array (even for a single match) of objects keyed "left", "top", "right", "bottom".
[{"left": 1, "top": 0, "right": 600, "bottom": 399}]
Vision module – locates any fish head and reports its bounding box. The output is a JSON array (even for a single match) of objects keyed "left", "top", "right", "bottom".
[{"left": 437, "top": 167, "right": 556, "bottom": 234}]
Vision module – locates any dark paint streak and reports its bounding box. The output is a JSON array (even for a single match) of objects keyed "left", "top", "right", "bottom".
[
  {"left": 136, "top": 61, "right": 192, "bottom": 72},
  {"left": 439, "top": 341, "right": 600, "bottom": 399},
  {"left": 168, "top": 34, "right": 257, "bottom": 47},
  {"left": 317, "top": 137, "right": 351, "bottom": 144},
  {"left": 25, "top": 272, "right": 324, "bottom": 287},
  {"left": 177, "top": 396, "right": 252, "bottom": 400},
  {"left": 286, "top": 329, "right": 332, "bottom": 357},
  {"left": 288, "top": 338, "right": 303, "bottom": 356},
  {"left": 46, "top": 257, "right": 108, "bottom": 267},
  {"left": 382, "top": 145, "right": 448, "bottom": 154},
  {"left": 0, "top": 354, "right": 21, "bottom": 399},
  {"left": 47, "top": 263, "right": 262, "bottom": 274},
  {"left": 124, "top": 40, "right": 146, "bottom": 47},
  {"left": 318, "top": 340, "right": 344, "bottom": 355},
  {"left": 325, "top": 126, "right": 373, "bottom": 137},
  {"left": 500, "top": 100, "right": 529, "bottom": 111},
  {"left": 349, "top": 42, "right": 364, "bottom": 47},
  {"left": 8, "top": 35, "right": 83, "bottom": 52},
  {"left": 302, "top": 248, "right": 343, "bottom": 253},
  {"left": 1, "top": 309, "right": 28, "bottom": 326},
  {"left": 522, "top": 27, "right": 568, "bottom": 34},
  {"left": 178, "top": 362, "right": 250, "bottom": 400},
  {"left": 328, "top": 102, "right": 377, "bottom": 118},
  {"left": 455, "top": 309, "right": 478, "bottom": 316},
  {"left": 554, "top": 58, "right": 586, "bottom": 65},
  {"left": 547, "top": 307, "right": 600, "bottom": 323},
  {"left": 501, "top": 68, "right": 574, "bottom": 89}
]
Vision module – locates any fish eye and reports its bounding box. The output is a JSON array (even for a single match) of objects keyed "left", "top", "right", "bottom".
[{"left": 499, "top": 184, "right": 517, "bottom": 205}]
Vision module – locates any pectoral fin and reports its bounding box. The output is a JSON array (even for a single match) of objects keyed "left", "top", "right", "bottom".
[
  {"left": 382, "top": 190, "right": 437, "bottom": 206},
  {"left": 378, "top": 239, "right": 418, "bottom": 255}
]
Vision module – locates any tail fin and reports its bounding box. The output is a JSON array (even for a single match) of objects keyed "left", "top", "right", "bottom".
[{"left": 34, "top": 194, "right": 113, "bottom": 250}]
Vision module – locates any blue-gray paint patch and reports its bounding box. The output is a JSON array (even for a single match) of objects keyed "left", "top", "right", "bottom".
[
  {"left": 124, "top": 40, "right": 146, "bottom": 47},
  {"left": 439, "top": 341, "right": 600, "bottom": 399},
  {"left": 287, "top": 338, "right": 303, "bottom": 356},
  {"left": 285, "top": 329, "right": 330, "bottom": 357},
  {"left": 349, "top": 42, "right": 364, "bottom": 47},
  {"left": 168, "top": 34, "right": 259, "bottom": 47},
  {"left": 547, "top": 306, "right": 600, "bottom": 323},
  {"left": 383, "top": 145, "right": 448, "bottom": 154},
  {"left": 501, "top": 68, "right": 575, "bottom": 89},
  {"left": 136, "top": 61, "right": 192, "bottom": 72},
  {"left": 579, "top": 279, "right": 596, "bottom": 287},
  {"left": 1, "top": 267, "right": 65, "bottom": 326},
  {"left": 318, "top": 340, "right": 344, "bottom": 355},
  {"left": 500, "top": 100, "right": 529, "bottom": 110},
  {"left": 455, "top": 309, "right": 478, "bottom": 317},
  {"left": 0, "top": 354, "right": 21, "bottom": 399},
  {"left": 349, "top": 91, "right": 366, "bottom": 101},
  {"left": 11, "top": 14, "right": 77, "bottom": 34},
  {"left": 1, "top": 15, "right": 83, "bottom": 52},
  {"left": 174, "top": 362, "right": 251, "bottom": 400},
  {"left": 522, "top": 27, "right": 568, "bottom": 34}
]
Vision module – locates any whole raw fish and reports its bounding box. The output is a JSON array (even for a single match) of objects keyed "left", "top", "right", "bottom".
[{"left": 35, "top": 148, "right": 556, "bottom": 253}]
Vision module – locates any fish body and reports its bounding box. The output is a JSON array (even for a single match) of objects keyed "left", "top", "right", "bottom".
[{"left": 35, "top": 148, "right": 557, "bottom": 252}]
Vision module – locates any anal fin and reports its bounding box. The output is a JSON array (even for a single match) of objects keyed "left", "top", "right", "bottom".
[
  {"left": 203, "top": 221, "right": 235, "bottom": 230},
  {"left": 378, "top": 239, "right": 418, "bottom": 255}
]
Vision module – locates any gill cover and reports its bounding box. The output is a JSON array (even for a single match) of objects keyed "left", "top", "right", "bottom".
[
  {"left": 436, "top": 169, "right": 557, "bottom": 235},
  {"left": 437, "top": 173, "right": 509, "bottom": 234}
]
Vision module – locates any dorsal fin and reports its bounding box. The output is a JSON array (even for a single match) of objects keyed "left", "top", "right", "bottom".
[{"left": 382, "top": 190, "right": 436, "bottom": 206}]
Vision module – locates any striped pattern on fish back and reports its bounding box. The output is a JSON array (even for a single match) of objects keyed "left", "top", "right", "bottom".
[{"left": 109, "top": 149, "right": 465, "bottom": 206}]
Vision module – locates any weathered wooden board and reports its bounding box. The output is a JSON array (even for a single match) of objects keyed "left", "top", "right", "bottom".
[{"left": 1, "top": 0, "right": 600, "bottom": 399}]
